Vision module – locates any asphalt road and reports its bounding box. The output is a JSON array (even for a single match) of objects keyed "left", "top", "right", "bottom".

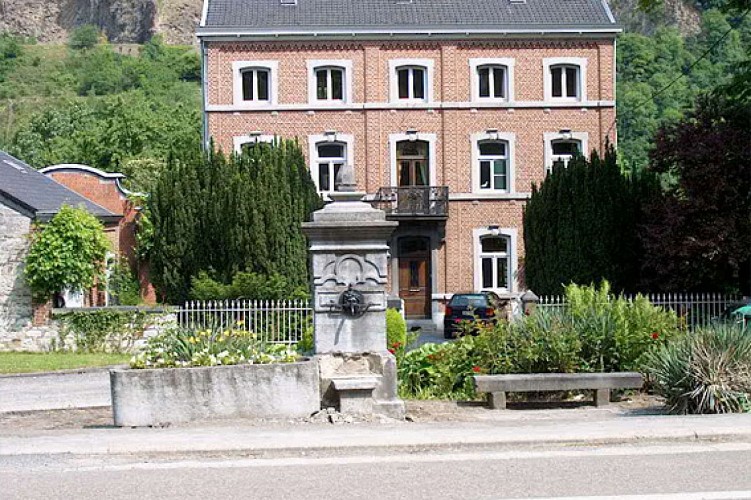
[{"left": 2, "top": 441, "right": 751, "bottom": 499}]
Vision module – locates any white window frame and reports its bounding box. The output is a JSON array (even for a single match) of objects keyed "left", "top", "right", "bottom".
[
  {"left": 306, "top": 59, "right": 353, "bottom": 105},
  {"left": 388, "top": 132, "right": 437, "bottom": 186},
  {"left": 543, "top": 57, "right": 587, "bottom": 103},
  {"left": 308, "top": 133, "right": 354, "bottom": 196},
  {"left": 469, "top": 58, "right": 515, "bottom": 103},
  {"left": 543, "top": 131, "right": 589, "bottom": 175},
  {"left": 473, "top": 227, "right": 517, "bottom": 294},
  {"left": 470, "top": 132, "right": 516, "bottom": 194},
  {"left": 389, "top": 59, "right": 434, "bottom": 104},
  {"left": 233, "top": 134, "right": 276, "bottom": 154},
  {"left": 232, "top": 60, "right": 279, "bottom": 107}
]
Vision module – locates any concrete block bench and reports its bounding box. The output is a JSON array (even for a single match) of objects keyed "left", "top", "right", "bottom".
[
  {"left": 331, "top": 375, "right": 381, "bottom": 415},
  {"left": 473, "top": 372, "right": 644, "bottom": 409}
]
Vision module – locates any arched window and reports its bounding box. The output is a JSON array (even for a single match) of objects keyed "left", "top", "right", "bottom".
[
  {"left": 315, "top": 142, "right": 346, "bottom": 193},
  {"left": 549, "top": 139, "right": 581, "bottom": 173},
  {"left": 240, "top": 68, "right": 270, "bottom": 102},
  {"left": 315, "top": 66, "right": 345, "bottom": 101},
  {"left": 549, "top": 64, "right": 581, "bottom": 100},
  {"left": 477, "top": 140, "right": 509, "bottom": 191},
  {"left": 396, "top": 66, "right": 427, "bottom": 100},
  {"left": 479, "top": 235, "right": 510, "bottom": 291},
  {"left": 477, "top": 65, "right": 507, "bottom": 100}
]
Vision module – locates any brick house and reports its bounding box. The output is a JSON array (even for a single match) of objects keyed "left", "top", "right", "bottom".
[{"left": 197, "top": 0, "right": 620, "bottom": 327}]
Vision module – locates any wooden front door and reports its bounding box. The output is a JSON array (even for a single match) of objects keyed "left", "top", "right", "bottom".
[{"left": 398, "top": 237, "right": 431, "bottom": 319}]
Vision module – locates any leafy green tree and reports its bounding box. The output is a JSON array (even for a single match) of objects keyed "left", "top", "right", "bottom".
[
  {"left": 68, "top": 25, "right": 100, "bottom": 51},
  {"left": 25, "top": 206, "right": 111, "bottom": 298},
  {"left": 149, "top": 141, "right": 322, "bottom": 303},
  {"left": 640, "top": 95, "right": 751, "bottom": 293},
  {"left": 523, "top": 146, "right": 657, "bottom": 295}
]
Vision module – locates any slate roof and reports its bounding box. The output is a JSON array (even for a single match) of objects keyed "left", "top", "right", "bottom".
[
  {"left": 200, "top": 0, "right": 618, "bottom": 34},
  {"left": 0, "top": 151, "right": 118, "bottom": 221}
]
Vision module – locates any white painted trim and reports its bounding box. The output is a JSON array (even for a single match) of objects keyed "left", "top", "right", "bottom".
[
  {"left": 308, "top": 133, "right": 355, "bottom": 196},
  {"left": 232, "top": 134, "right": 276, "bottom": 154},
  {"left": 470, "top": 131, "right": 516, "bottom": 194},
  {"left": 543, "top": 57, "right": 588, "bottom": 103},
  {"left": 388, "top": 58, "right": 435, "bottom": 104},
  {"left": 469, "top": 58, "right": 515, "bottom": 103},
  {"left": 388, "top": 132, "right": 437, "bottom": 186},
  {"left": 601, "top": 0, "right": 617, "bottom": 24},
  {"left": 449, "top": 192, "right": 531, "bottom": 201},
  {"left": 204, "top": 100, "right": 615, "bottom": 113},
  {"left": 306, "top": 59, "right": 353, "bottom": 105},
  {"left": 232, "top": 60, "right": 279, "bottom": 107},
  {"left": 197, "top": 27, "right": 623, "bottom": 39},
  {"left": 543, "top": 131, "right": 589, "bottom": 175},
  {"left": 200, "top": 0, "right": 209, "bottom": 27},
  {"left": 473, "top": 227, "right": 518, "bottom": 294},
  {"left": 40, "top": 164, "right": 125, "bottom": 179}
]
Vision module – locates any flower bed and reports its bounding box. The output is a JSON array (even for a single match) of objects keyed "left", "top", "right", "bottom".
[{"left": 111, "top": 325, "right": 319, "bottom": 426}]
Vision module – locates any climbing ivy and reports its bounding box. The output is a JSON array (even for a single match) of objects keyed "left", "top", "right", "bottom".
[{"left": 25, "top": 205, "right": 111, "bottom": 298}]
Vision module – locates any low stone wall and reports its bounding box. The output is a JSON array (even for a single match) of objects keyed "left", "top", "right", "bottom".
[{"left": 110, "top": 359, "right": 321, "bottom": 426}]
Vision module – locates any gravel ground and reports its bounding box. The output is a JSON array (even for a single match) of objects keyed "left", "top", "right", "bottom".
[{"left": 0, "top": 393, "right": 666, "bottom": 434}]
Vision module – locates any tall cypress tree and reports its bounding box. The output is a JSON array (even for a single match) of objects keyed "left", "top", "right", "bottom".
[
  {"left": 523, "top": 145, "right": 649, "bottom": 295},
  {"left": 149, "top": 140, "right": 322, "bottom": 303}
]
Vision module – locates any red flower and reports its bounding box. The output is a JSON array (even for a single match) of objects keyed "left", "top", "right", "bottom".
[
  {"left": 391, "top": 342, "right": 402, "bottom": 348},
  {"left": 651, "top": 332, "right": 660, "bottom": 340},
  {"left": 472, "top": 366, "right": 482, "bottom": 373},
  {"left": 388, "top": 348, "right": 395, "bottom": 354}
]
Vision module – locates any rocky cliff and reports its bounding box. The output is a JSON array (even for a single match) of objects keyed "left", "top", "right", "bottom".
[
  {"left": 0, "top": 0, "right": 201, "bottom": 45},
  {"left": 0, "top": 0, "right": 701, "bottom": 45}
]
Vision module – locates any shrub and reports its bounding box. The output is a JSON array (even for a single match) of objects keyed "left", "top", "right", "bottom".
[
  {"left": 386, "top": 309, "right": 407, "bottom": 351},
  {"left": 190, "top": 270, "right": 309, "bottom": 301},
  {"left": 25, "top": 205, "right": 110, "bottom": 298},
  {"left": 645, "top": 324, "right": 751, "bottom": 414},
  {"left": 57, "top": 309, "right": 149, "bottom": 353},
  {"left": 108, "top": 259, "right": 142, "bottom": 306},
  {"left": 130, "top": 325, "right": 299, "bottom": 369},
  {"left": 68, "top": 25, "right": 100, "bottom": 51}
]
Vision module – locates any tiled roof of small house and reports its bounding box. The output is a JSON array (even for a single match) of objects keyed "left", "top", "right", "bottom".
[
  {"left": 0, "top": 151, "right": 118, "bottom": 221},
  {"left": 199, "top": 0, "right": 618, "bottom": 34}
]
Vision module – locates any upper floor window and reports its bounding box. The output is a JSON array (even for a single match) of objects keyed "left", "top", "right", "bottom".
[
  {"left": 316, "top": 67, "right": 344, "bottom": 100},
  {"left": 232, "top": 61, "right": 278, "bottom": 106},
  {"left": 316, "top": 142, "right": 346, "bottom": 193},
  {"left": 307, "top": 60, "right": 353, "bottom": 104},
  {"left": 398, "top": 66, "right": 426, "bottom": 100},
  {"left": 309, "top": 133, "right": 354, "bottom": 195},
  {"left": 241, "top": 68, "right": 269, "bottom": 102},
  {"left": 470, "top": 58, "right": 514, "bottom": 103},
  {"left": 543, "top": 58, "right": 587, "bottom": 102},
  {"left": 389, "top": 59, "right": 434, "bottom": 103},
  {"left": 478, "top": 140, "right": 509, "bottom": 191},
  {"left": 471, "top": 131, "right": 516, "bottom": 194},
  {"left": 544, "top": 131, "right": 588, "bottom": 175}
]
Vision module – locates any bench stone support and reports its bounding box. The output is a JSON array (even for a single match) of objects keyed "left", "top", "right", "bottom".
[
  {"left": 488, "top": 392, "right": 507, "bottom": 410},
  {"left": 594, "top": 388, "right": 610, "bottom": 407}
]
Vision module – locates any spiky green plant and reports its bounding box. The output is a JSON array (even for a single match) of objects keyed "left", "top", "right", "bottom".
[{"left": 646, "top": 324, "right": 751, "bottom": 414}]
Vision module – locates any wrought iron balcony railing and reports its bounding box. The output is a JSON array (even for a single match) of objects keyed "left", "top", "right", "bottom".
[{"left": 373, "top": 186, "right": 449, "bottom": 220}]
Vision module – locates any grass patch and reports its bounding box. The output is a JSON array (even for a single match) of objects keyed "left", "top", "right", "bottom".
[{"left": 0, "top": 352, "right": 129, "bottom": 374}]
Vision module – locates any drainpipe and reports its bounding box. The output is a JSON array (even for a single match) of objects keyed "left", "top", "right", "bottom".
[{"left": 200, "top": 38, "right": 209, "bottom": 151}]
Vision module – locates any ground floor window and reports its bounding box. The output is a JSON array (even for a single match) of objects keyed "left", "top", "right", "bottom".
[{"left": 474, "top": 228, "right": 516, "bottom": 293}]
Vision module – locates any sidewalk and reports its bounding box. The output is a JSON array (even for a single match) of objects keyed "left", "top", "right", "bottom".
[{"left": 2, "top": 412, "right": 751, "bottom": 457}]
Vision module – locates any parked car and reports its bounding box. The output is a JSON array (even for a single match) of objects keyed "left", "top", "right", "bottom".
[{"left": 443, "top": 292, "right": 501, "bottom": 339}]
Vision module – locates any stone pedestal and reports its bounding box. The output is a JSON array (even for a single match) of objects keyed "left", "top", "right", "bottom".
[{"left": 302, "top": 191, "right": 405, "bottom": 419}]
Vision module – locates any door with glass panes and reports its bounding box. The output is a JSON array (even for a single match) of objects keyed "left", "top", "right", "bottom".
[{"left": 398, "top": 237, "right": 431, "bottom": 319}]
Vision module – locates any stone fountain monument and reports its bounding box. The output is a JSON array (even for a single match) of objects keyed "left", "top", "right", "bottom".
[{"left": 302, "top": 165, "right": 405, "bottom": 419}]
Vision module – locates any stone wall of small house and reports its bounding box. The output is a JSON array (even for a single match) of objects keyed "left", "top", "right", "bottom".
[{"left": 0, "top": 204, "right": 59, "bottom": 351}]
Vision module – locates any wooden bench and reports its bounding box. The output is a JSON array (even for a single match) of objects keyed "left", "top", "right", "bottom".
[{"left": 473, "top": 372, "right": 644, "bottom": 409}]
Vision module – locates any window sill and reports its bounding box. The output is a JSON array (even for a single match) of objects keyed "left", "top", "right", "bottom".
[{"left": 450, "top": 193, "right": 531, "bottom": 201}]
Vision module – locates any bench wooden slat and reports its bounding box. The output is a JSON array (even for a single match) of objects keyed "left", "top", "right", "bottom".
[{"left": 474, "top": 372, "right": 643, "bottom": 393}]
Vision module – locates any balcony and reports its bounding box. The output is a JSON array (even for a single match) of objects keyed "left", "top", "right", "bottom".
[{"left": 373, "top": 186, "right": 449, "bottom": 220}]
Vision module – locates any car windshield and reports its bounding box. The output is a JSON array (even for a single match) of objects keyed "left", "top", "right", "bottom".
[{"left": 449, "top": 294, "right": 489, "bottom": 308}]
